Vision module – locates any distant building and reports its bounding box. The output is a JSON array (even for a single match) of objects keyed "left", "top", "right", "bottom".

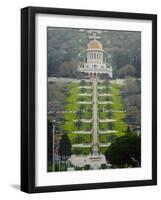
[{"left": 78, "top": 32, "right": 112, "bottom": 78}]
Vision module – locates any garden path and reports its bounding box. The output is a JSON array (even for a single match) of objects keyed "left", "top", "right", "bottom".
[{"left": 92, "top": 78, "right": 99, "bottom": 155}]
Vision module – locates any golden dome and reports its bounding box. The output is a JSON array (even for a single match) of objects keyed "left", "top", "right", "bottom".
[{"left": 88, "top": 39, "right": 102, "bottom": 49}]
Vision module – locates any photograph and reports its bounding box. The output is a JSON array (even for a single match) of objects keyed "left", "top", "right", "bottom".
[
  {"left": 47, "top": 27, "right": 141, "bottom": 172},
  {"left": 21, "top": 6, "right": 157, "bottom": 193}
]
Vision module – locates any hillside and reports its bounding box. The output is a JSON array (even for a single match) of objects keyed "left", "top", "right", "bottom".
[{"left": 47, "top": 28, "right": 141, "bottom": 78}]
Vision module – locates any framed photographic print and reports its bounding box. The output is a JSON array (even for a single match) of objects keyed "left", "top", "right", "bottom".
[{"left": 21, "top": 6, "right": 157, "bottom": 193}]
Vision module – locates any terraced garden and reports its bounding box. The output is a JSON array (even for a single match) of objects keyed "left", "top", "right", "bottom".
[
  {"left": 62, "top": 79, "right": 128, "bottom": 156},
  {"left": 98, "top": 82, "right": 127, "bottom": 153},
  {"left": 63, "top": 81, "right": 93, "bottom": 155}
]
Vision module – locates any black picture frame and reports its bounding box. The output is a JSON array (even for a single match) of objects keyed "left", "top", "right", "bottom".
[{"left": 21, "top": 6, "right": 157, "bottom": 193}]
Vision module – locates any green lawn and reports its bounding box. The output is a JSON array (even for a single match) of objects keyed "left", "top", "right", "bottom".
[
  {"left": 99, "top": 134, "right": 116, "bottom": 143},
  {"left": 68, "top": 133, "right": 92, "bottom": 144},
  {"left": 82, "top": 112, "right": 92, "bottom": 119},
  {"left": 99, "top": 132, "right": 125, "bottom": 143},
  {"left": 112, "top": 112, "right": 125, "bottom": 120},
  {"left": 110, "top": 83, "right": 123, "bottom": 110},
  {"left": 75, "top": 122, "right": 92, "bottom": 131},
  {"left": 98, "top": 87, "right": 111, "bottom": 94},
  {"left": 99, "top": 121, "right": 117, "bottom": 130},
  {"left": 79, "top": 104, "right": 92, "bottom": 112},
  {"left": 72, "top": 147, "right": 92, "bottom": 155},
  {"left": 113, "top": 120, "right": 127, "bottom": 132},
  {"left": 98, "top": 96, "right": 112, "bottom": 101},
  {"left": 98, "top": 112, "right": 109, "bottom": 119},
  {"left": 100, "top": 147, "right": 109, "bottom": 154},
  {"left": 64, "top": 82, "right": 80, "bottom": 111},
  {"left": 98, "top": 104, "right": 113, "bottom": 111},
  {"left": 98, "top": 112, "right": 115, "bottom": 119},
  {"left": 78, "top": 96, "right": 92, "bottom": 101}
]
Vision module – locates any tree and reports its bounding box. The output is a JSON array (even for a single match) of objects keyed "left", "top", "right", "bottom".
[
  {"left": 47, "top": 119, "right": 54, "bottom": 171},
  {"left": 107, "top": 111, "right": 113, "bottom": 119},
  {"left": 58, "top": 61, "right": 77, "bottom": 77},
  {"left": 112, "top": 50, "right": 130, "bottom": 69},
  {"left": 108, "top": 122, "right": 113, "bottom": 130},
  {"left": 125, "top": 106, "right": 141, "bottom": 126},
  {"left": 80, "top": 80, "right": 86, "bottom": 86},
  {"left": 108, "top": 134, "right": 117, "bottom": 143},
  {"left": 79, "top": 96, "right": 84, "bottom": 102},
  {"left": 112, "top": 50, "right": 130, "bottom": 77},
  {"left": 80, "top": 87, "right": 86, "bottom": 93},
  {"left": 105, "top": 80, "right": 109, "bottom": 88},
  {"left": 105, "top": 133, "right": 141, "bottom": 168},
  {"left": 118, "top": 64, "right": 136, "bottom": 78},
  {"left": 76, "top": 109, "right": 83, "bottom": 119},
  {"left": 106, "top": 96, "right": 111, "bottom": 101},
  {"left": 126, "top": 126, "right": 131, "bottom": 134},
  {"left": 121, "top": 78, "right": 141, "bottom": 128},
  {"left": 74, "top": 135, "right": 83, "bottom": 144},
  {"left": 75, "top": 120, "right": 82, "bottom": 130},
  {"left": 124, "top": 95, "right": 141, "bottom": 111},
  {"left": 105, "top": 87, "right": 109, "bottom": 93},
  {"left": 99, "top": 73, "right": 111, "bottom": 80},
  {"left": 58, "top": 134, "right": 71, "bottom": 157},
  {"left": 106, "top": 104, "right": 112, "bottom": 110},
  {"left": 72, "top": 148, "right": 82, "bottom": 155},
  {"left": 121, "top": 77, "right": 140, "bottom": 97}
]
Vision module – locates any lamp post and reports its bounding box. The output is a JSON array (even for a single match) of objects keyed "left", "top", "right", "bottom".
[
  {"left": 52, "top": 123, "right": 55, "bottom": 171},
  {"left": 136, "top": 125, "right": 141, "bottom": 136}
]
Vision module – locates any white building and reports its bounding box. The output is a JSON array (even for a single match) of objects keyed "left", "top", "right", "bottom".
[{"left": 78, "top": 33, "right": 112, "bottom": 78}]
